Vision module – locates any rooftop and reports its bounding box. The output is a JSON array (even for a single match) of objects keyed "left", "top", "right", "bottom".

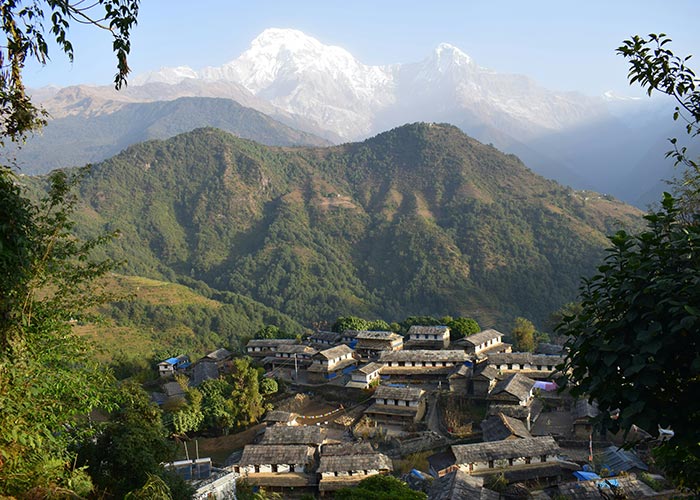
[
  {"left": 407, "top": 325, "right": 450, "bottom": 336},
  {"left": 239, "top": 445, "right": 314, "bottom": 466},
  {"left": 356, "top": 362, "right": 384, "bottom": 374},
  {"left": 430, "top": 469, "right": 500, "bottom": 500},
  {"left": 374, "top": 385, "right": 425, "bottom": 402},
  {"left": 203, "top": 347, "right": 232, "bottom": 361},
  {"left": 246, "top": 338, "right": 298, "bottom": 348},
  {"left": 487, "top": 352, "right": 565, "bottom": 367},
  {"left": 489, "top": 373, "right": 536, "bottom": 401},
  {"left": 451, "top": 436, "right": 559, "bottom": 464},
  {"left": 379, "top": 350, "right": 468, "bottom": 363},
  {"left": 317, "top": 453, "right": 392, "bottom": 473},
  {"left": 314, "top": 344, "right": 354, "bottom": 360},
  {"left": 481, "top": 413, "right": 532, "bottom": 441},
  {"left": 463, "top": 329, "right": 504, "bottom": 347},
  {"left": 355, "top": 331, "right": 402, "bottom": 341}
]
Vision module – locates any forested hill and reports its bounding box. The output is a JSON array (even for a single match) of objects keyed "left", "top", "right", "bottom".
[{"left": 67, "top": 123, "right": 642, "bottom": 327}]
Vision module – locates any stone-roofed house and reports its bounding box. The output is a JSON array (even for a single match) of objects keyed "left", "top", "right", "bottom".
[
  {"left": 339, "top": 330, "right": 360, "bottom": 345},
  {"left": 481, "top": 413, "right": 532, "bottom": 442},
  {"left": 354, "top": 331, "right": 403, "bottom": 359},
  {"left": 472, "top": 364, "right": 500, "bottom": 397},
  {"left": 488, "top": 373, "right": 536, "bottom": 407},
  {"left": 307, "top": 344, "right": 357, "bottom": 383},
  {"left": 346, "top": 362, "right": 384, "bottom": 389},
  {"left": 379, "top": 350, "right": 469, "bottom": 378},
  {"left": 307, "top": 330, "right": 342, "bottom": 347},
  {"left": 263, "top": 344, "right": 318, "bottom": 373},
  {"left": 460, "top": 329, "right": 509, "bottom": 356},
  {"left": 405, "top": 325, "right": 450, "bottom": 349},
  {"left": 487, "top": 352, "right": 565, "bottom": 377},
  {"left": 259, "top": 425, "right": 326, "bottom": 447},
  {"left": 233, "top": 444, "right": 315, "bottom": 489},
  {"left": 429, "top": 469, "right": 500, "bottom": 500},
  {"left": 203, "top": 347, "right": 233, "bottom": 363},
  {"left": 190, "top": 347, "right": 234, "bottom": 386},
  {"left": 365, "top": 385, "right": 426, "bottom": 427},
  {"left": 317, "top": 441, "right": 393, "bottom": 493},
  {"left": 246, "top": 339, "right": 298, "bottom": 359},
  {"left": 451, "top": 436, "right": 560, "bottom": 475},
  {"left": 448, "top": 364, "right": 472, "bottom": 393}
]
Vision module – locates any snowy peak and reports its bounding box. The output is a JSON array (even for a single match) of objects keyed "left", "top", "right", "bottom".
[{"left": 432, "top": 43, "right": 474, "bottom": 69}]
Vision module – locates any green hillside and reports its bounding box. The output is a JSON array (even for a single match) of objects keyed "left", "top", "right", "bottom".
[
  {"left": 76, "top": 274, "right": 306, "bottom": 363},
  {"left": 67, "top": 123, "right": 642, "bottom": 328}
]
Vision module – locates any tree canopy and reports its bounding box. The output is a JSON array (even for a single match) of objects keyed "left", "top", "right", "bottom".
[{"left": 559, "top": 34, "right": 700, "bottom": 491}]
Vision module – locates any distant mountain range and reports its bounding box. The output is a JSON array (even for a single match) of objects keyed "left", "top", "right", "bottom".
[
  {"left": 54, "top": 124, "right": 642, "bottom": 328},
  {"left": 24, "top": 27, "right": 682, "bottom": 206}
]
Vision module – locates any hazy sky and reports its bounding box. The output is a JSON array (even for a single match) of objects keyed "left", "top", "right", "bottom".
[{"left": 23, "top": 1, "right": 700, "bottom": 97}]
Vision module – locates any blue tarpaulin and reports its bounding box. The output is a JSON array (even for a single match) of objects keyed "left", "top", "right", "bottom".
[{"left": 573, "top": 471, "right": 601, "bottom": 481}]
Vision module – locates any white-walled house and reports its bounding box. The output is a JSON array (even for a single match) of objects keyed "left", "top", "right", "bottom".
[
  {"left": 365, "top": 385, "right": 426, "bottom": 426},
  {"left": 306, "top": 344, "right": 357, "bottom": 383}
]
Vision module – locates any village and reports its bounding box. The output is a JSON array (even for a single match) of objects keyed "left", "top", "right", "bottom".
[{"left": 155, "top": 326, "right": 675, "bottom": 499}]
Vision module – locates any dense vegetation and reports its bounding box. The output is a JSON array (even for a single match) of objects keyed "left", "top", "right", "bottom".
[{"left": 54, "top": 123, "right": 641, "bottom": 330}]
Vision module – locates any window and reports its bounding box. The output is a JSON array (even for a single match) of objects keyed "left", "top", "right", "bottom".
[{"left": 488, "top": 460, "right": 494, "bottom": 468}]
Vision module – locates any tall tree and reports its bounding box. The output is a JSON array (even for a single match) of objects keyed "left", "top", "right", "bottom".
[
  {"left": 511, "top": 317, "right": 535, "bottom": 352},
  {"left": 0, "top": 1, "right": 140, "bottom": 496},
  {"left": 559, "top": 34, "right": 700, "bottom": 491}
]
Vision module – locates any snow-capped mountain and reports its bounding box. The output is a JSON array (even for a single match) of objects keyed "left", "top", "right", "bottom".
[
  {"left": 36, "top": 28, "right": 675, "bottom": 205},
  {"left": 133, "top": 28, "right": 612, "bottom": 142}
]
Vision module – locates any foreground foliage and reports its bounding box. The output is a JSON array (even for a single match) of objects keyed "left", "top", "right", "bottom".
[{"left": 560, "top": 34, "right": 700, "bottom": 491}]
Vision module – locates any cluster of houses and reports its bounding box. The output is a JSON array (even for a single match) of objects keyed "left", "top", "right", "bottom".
[
  {"left": 159, "top": 325, "right": 664, "bottom": 498},
  {"left": 230, "top": 419, "right": 393, "bottom": 494}
]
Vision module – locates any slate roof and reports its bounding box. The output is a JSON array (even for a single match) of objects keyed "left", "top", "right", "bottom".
[
  {"left": 489, "top": 373, "right": 536, "bottom": 402},
  {"left": 451, "top": 436, "right": 559, "bottom": 464},
  {"left": 463, "top": 329, "right": 504, "bottom": 347},
  {"left": 355, "top": 330, "right": 402, "bottom": 341},
  {"left": 487, "top": 352, "right": 565, "bottom": 367},
  {"left": 321, "top": 442, "right": 375, "bottom": 456},
  {"left": 308, "top": 330, "right": 342, "bottom": 342},
  {"left": 379, "top": 350, "right": 469, "bottom": 363},
  {"left": 374, "top": 385, "right": 425, "bottom": 402},
  {"left": 365, "top": 403, "right": 419, "bottom": 418},
  {"left": 203, "top": 347, "right": 232, "bottom": 361},
  {"left": 260, "top": 425, "right": 325, "bottom": 446},
  {"left": 314, "top": 344, "right": 354, "bottom": 360},
  {"left": 407, "top": 325, "right": 450, "bottom": 336},
  {"left": 481, "top": 413, "right": 532, "bottom": 442},
  {"left": 356, "top": 362, "right": 384, "bottom": 375},
  {"left": 246, "top": 339, "right": 298, "bottom": 348},
  {"left": 239, "top": 445, "right": 314, "bottom": 466},
  {"left": 317, "top": 453, "right": 392, "bottom": 473},
  {"left": 429, "top": 470, "right": 500, "bottom": 500},
  {"left": 448, "top": 364, "right": 471, "bottom": 378},
  {"left": 191, "top": 361, "right": 219, "bottom": 387},
  {"left": 275, "top": 344, "right": 317, "bottom": 355},
  {"left": 475, "top": 364, "right": 499, "bottom": 380}
]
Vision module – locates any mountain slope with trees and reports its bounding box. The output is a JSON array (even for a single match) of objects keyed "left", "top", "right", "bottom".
[{"left": 61, "top": 123, "right": 641, "bottom": 327}]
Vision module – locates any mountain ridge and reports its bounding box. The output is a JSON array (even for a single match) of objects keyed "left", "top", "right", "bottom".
[{"left": 62, "top": 123, "right": 642, "bottom": 328}]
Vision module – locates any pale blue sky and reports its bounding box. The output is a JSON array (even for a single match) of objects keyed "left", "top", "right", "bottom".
[{"left": 24, "top": 1, "right": 700, "bottom": 97}]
